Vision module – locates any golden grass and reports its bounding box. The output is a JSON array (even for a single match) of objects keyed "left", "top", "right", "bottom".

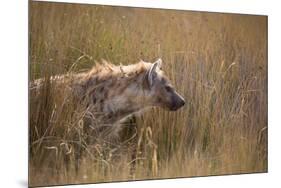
[{"left": 29, "top": 1, "right": 267, "bottom": 187}]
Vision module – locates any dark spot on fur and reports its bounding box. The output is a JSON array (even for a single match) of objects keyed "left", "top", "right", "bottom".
[
  {"left": 157, "top": 97, "right": 162, "bottom": 103},
  {"left": 107, "top": 112, "right": 113, "bottom": 119},
  {"left": 108, "top": 81, "right": 115, "bottom": 88},
  {"left": 104, "top": 91, "right": 108, "bottom": 98},
  {"left": 99, "top": 86, "right": 104, "bottom": 92},
  {"left": 93, "top": 97, "right": 97, "bottom": 104},
  {"left": 161, "top": 77, "right": 167, "bottom": 84}
]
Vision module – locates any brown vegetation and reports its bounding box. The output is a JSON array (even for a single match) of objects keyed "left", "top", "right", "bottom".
[{"left": 29, "top": 1, "right": 267, "bottom": 187}]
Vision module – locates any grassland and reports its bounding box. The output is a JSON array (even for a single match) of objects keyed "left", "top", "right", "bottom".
[{"left": 29, "top": 1, "right": 267, "bottom": 187}]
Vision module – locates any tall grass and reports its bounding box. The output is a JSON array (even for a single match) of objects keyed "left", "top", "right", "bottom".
[{"left": 29, "top": 1, "right": 267, "bottom": 187}]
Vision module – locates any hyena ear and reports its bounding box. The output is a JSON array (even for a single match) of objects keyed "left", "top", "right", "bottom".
[
  {"left": 146, "top": 59, "right": 162, "bottom": 88},
  {"left": 154, "top": 58, "right": 162, "bottom": 69}
]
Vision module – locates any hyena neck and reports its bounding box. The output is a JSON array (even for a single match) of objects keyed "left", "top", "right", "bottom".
[
  {"left": 102, "top": 84, "right": 148, "bottom": 124},
  {"left": 104, "top": 105, "right": 143, "bottom": 124},
  {"left": 75, "top": 62, "right": 149, "bottom": 124}
]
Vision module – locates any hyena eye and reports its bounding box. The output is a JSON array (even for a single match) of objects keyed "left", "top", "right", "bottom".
[{"left": 165, "top": 86, "right": 173, "bottom": 92}]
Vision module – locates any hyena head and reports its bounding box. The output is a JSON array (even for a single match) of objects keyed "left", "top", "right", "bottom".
[{"left": 141, "top": 58, "right": 185, "bottom": 111}]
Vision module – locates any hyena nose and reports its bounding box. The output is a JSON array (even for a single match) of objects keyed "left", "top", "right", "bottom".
[
  {"left": 172, "top": 96, "right": 185, "bottom": 111},
  {"left": 178, "top": 98, "right": 185, "bottom": 108},
  {"left": 170, "top": 93, "right": 186, "bottom": 111},
  {"left": 181, "top": 100, "right": 185, "bottom": 106}
]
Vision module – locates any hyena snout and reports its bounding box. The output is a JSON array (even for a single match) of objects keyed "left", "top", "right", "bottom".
[{"left": 170, "top": 92, "right": 185, "bottom": 111}]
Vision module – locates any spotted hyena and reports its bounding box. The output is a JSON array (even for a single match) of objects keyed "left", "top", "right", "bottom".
[{"left": 31, "top": 58, "right": 185, "bottom": 135}]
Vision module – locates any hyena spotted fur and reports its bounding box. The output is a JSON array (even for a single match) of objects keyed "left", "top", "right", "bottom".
[{"left": 31, "top": 58, "right": 185, "bottom": 137}]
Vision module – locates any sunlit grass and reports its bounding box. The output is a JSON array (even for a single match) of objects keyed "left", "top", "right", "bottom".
[{"left": 29, "top": 2, "right": 267, "bottom": 187}]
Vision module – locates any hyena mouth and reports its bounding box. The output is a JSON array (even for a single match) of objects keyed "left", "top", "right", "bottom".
[{"left": 170, "top": 104, "right": 184, "bottom": 111}]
